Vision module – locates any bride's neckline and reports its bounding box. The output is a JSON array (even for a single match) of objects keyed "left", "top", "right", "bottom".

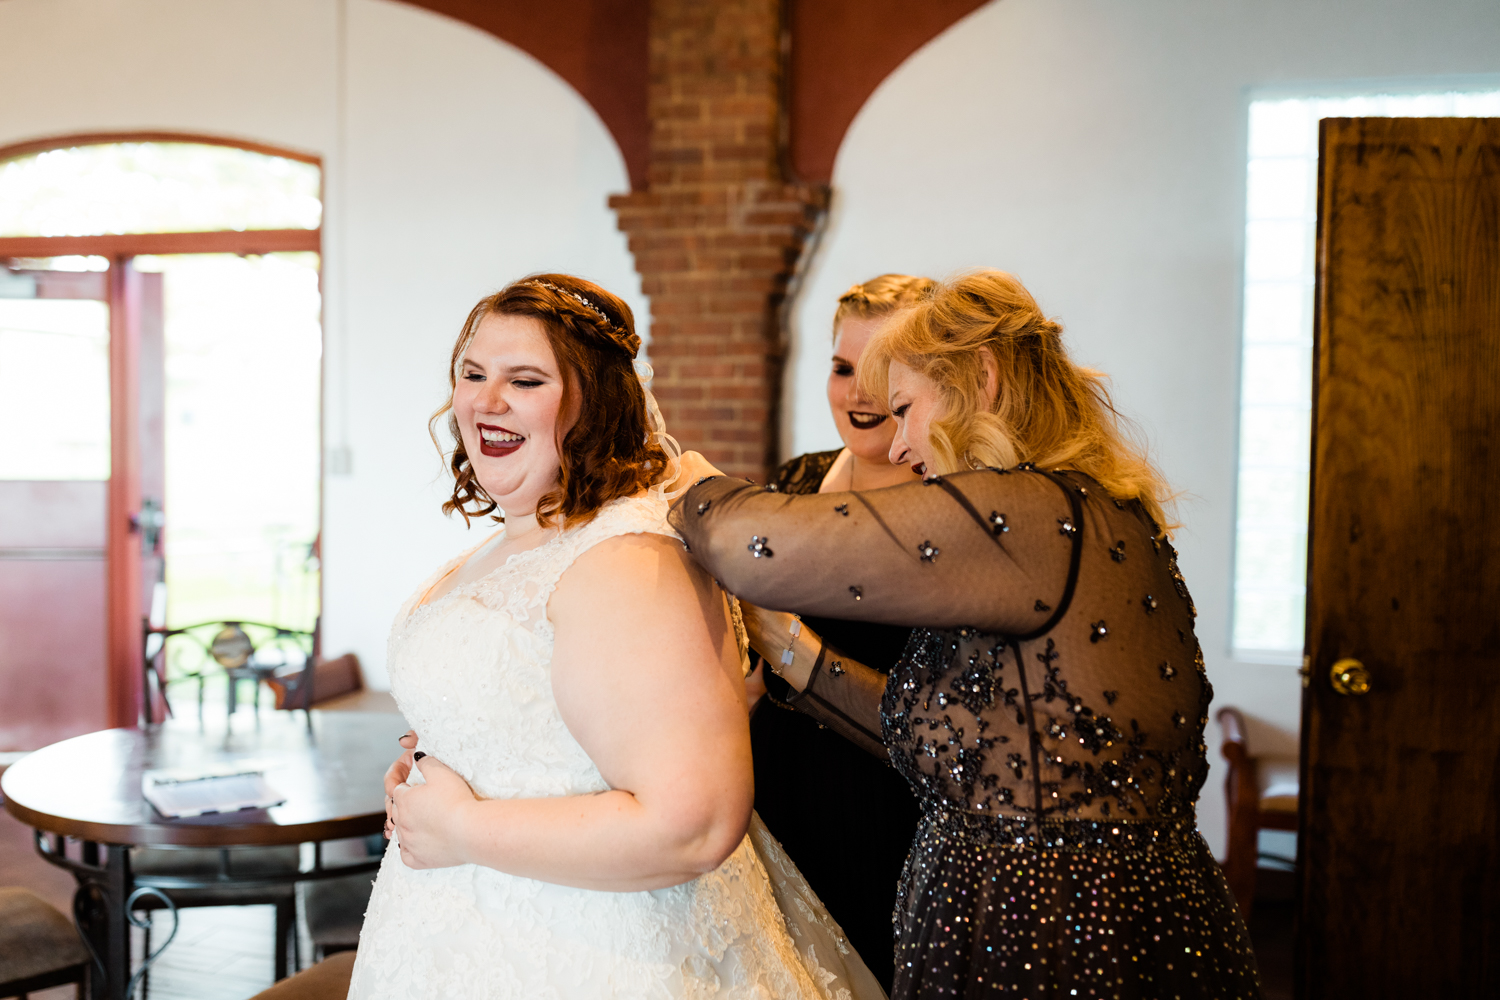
[
  {"left": 411, "top": 492, "right": 660, "bottom": 614},
  {"left": 414, "top": 526, "right": 556, "bottom": 612}
]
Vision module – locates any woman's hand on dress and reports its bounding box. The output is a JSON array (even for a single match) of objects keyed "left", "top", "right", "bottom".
[
  {"left": 382, "top": 730, "right": 419, "bottom": 839},
  {"left": 388, "top": 755, "right": 480, "bottom": 870},
  {"left": 739, "top": 602, "right": 821, "bottom": 691},
  {"left": 671, "top": 450, "right": 725, "bottom": 491}
]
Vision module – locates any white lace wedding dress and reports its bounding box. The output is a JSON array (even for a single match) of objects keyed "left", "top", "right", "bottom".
[{"left": 347, "top": 494, "right": 885, "bottom": 1000}]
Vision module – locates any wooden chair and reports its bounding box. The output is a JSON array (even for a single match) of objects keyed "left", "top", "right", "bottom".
[
  {"left": 245, "top": 950, "right": 356, "bottom": 1000},
  {"left": 301, "top": 832, "right": 383, "bottom": 963},
  {"left": 1217, "top": 706, "right": 1299, "bottom": 917},
  {"left": 265, "top": 653, "right": 364, "bottom": 711},
  {"left": 271, "top": 654, "right": 400, "bottom": 714},
  {"left": 0, "top": 887, "right": 89, "bottom": 999},
  {"left": 129, "top": 846, "right": 302, "bottom": 985},
  {"left": 302, "top": 873, "right": 374, "bottom": 962}
]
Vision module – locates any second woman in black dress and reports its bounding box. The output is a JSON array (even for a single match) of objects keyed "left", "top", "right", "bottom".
[{"left": 750, "top": 274, "right": 933, "bottom": 992}]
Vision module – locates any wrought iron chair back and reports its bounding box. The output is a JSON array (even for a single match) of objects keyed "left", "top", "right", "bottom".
[{"left": 142, "top": 620, "right": 317, "bottom": 726}]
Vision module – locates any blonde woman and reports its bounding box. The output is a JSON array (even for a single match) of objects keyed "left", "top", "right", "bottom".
[
  {"left": 752, "top": 275, "right": 931, "bottom": 992},
  {"left": 672, "top": 270, "right": 1260, "bottom": 999}
]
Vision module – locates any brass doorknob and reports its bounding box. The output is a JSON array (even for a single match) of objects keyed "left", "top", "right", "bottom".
[{"left": 1330, "top": 658, "right": 1371, "bottom": 696}]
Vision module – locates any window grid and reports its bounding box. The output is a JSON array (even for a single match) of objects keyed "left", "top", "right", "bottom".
[{"left": 1232, "top": 90, "right": 1500, "bottom": 656}]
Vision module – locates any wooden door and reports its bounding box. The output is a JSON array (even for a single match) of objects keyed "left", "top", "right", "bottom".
[{"left": 1300, "top": 117, "right": 1500, "bottom": 996}]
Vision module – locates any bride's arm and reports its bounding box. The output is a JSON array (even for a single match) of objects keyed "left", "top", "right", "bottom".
[{"left": 389, "top": 531, "right": 752, "bottom": 891}]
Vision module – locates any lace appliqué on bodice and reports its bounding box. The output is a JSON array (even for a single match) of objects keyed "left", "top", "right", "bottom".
[
  {"left": 386, "top": 497, "right": 665, "bottom": 803},
  {"left": 349, "top": 495, "right": 868, "bottom": 1000}
]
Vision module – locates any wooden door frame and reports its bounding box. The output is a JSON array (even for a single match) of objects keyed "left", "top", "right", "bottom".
[
  {"left": 105, "top": 259, "right": 142, "bottom": 729},
  {"left": 1, "top": 131, "right": 323, "bottom": 729}
]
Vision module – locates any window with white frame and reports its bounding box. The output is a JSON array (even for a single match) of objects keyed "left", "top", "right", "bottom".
[{"left": 1233, "top": 88, "right": 1500, "bottom": 657}]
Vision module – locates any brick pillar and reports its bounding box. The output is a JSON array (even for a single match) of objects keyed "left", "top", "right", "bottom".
[{"left": 610, "top": 0, "right": 827, "bottom": 481}]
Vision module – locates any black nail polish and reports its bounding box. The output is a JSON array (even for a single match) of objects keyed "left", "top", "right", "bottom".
[{"left": 413, "top": 751, "right": 426, "bottom": 762}]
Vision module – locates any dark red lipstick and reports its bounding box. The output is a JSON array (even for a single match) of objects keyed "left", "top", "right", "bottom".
[{"left": 477, "top": 423, "right": 525, "bottom": 457}]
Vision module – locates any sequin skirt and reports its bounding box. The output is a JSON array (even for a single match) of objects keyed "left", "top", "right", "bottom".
[{"left": 892, "top": 809, "right": 1263, "bottom": 999}]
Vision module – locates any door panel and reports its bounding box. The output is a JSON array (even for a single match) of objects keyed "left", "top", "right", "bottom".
[
  {"left": 0, "top": 480, "right": 107, "bottom": 550},
  {"left": 0, "top": 281, "right": 112, "bottom": 749},
  {"left": 0, "top": 266, "right": 162, "bottom": 745},
  {"left": 1300, "top": 117, "right": 1500, "bottom": 996},
  {"left": 0, "top": 479, "right": 109, "bottom": 748},
  {"left": 0, "top": 552, "right": 107, "bottom": 749}
]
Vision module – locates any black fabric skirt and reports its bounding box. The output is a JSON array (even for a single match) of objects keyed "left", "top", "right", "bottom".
[
  {"left": 751, "top": 693, "right": 921, "bottom": 993},
  {"left": 893, "top": 811, "right": 1262, "bottom": 999}
]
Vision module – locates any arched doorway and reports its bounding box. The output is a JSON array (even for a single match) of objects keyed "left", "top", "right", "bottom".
[{"left": 0, "top": 133, "right": 322, "bottom": 742}]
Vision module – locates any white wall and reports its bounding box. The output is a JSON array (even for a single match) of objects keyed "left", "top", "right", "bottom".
[
  {"left": 0, "top": 0, "right": 646, "bottom": 689},
  {"left": 784, "top": 0, "right": 1500, "bottom": 852}
]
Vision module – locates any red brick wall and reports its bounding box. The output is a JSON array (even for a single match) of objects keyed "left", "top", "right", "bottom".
[{"left": 611, "top": 0, "right": 826, "bottom": 481}]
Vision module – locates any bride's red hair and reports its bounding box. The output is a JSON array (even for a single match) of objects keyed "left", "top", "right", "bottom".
[{"left": 430, "top": 274, "right": 669, "bottom": 529}]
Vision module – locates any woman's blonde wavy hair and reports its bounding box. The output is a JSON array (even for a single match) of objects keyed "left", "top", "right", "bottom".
[
  {"left": 859, "top": 268, "right": 1177, "bottom": 535},
  {"left": 833, "top": 273, "right": 937, "bottom": 336}
]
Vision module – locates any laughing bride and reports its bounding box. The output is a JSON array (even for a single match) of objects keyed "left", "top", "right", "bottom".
[{"left": 348, "top": 274, "right": 882, "bottom": 999}]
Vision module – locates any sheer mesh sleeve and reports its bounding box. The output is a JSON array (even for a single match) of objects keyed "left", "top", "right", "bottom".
[
  {"left": 670, "top": 468, "right": 1083, "bottom": 635},
  {"left": 782, "top": 644, "right": 889, "bottom": 759}
]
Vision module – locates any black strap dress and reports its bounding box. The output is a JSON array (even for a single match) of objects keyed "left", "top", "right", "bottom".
[
  {"left": 674, "top": 465, "right": 1261, "bottom": 1000},
  {"left": 750, "top": 450, "right": 922, "bottom": 994}
]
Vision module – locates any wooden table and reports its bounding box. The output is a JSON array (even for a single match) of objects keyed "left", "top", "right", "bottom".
[{"left": 1, "top": 710, "right": 407, "bottom": 1000}]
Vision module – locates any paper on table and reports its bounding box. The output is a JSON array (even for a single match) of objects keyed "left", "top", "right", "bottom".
[{"left": 142, "top": 766, "right": 287, "bottom": 819}]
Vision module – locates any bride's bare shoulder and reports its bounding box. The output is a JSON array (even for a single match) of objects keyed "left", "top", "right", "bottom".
[
  {"left": 564, "top": 530, "right": 698, "bottom": 586},
  {"left": 550, "top": 530, "right": 716, "bottom": 624}
]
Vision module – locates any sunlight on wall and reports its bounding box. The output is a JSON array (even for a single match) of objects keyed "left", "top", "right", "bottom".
[{"left": 1232, "top": 89, "right": 1500, "bottom": 656}]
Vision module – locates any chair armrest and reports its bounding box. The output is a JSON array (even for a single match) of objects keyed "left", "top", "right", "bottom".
[
  {"left": 267, "top": 653, "right": 363, "bottom": 709},
  {"left": 1215, "top": 706, "right": 1260, "bottom": 914},
  {"left": 1217, "top": 705, "right": 1248, "bottom": 759}
]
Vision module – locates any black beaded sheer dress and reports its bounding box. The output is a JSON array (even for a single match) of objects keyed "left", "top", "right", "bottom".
[
  {"left": 751, "top": 449, "right": 922, "bottom": 992},
  {"left": 673, "top": 465, "right": 1261, "bottom": 1000}
]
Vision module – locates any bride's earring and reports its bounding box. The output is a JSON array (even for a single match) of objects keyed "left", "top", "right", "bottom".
[{"left": 965, "top": 452, "right": 986, "bottom": 471}]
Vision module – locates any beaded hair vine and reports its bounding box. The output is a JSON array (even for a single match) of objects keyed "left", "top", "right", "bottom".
[
  {"left": 517, "top": 279, "right": 687, "bottom": 498},
  {"left": 524, "top": 279, "right": 639, "bottom": 356}
]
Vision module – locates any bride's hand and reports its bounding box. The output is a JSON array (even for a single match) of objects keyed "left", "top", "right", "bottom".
[
  {"left": 382, "top": 730, "right": 418, "bottom": 840},
  {"left": 388, "top": 754, "right": 480, "bottom": 870},
  {"left": 669, "top": 450, "right": 725, "bottom": 492}
]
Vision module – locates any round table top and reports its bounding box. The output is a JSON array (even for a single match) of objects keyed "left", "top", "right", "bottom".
[{"left": 1, "top": 710, "right": 409, "bottom": 847}]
